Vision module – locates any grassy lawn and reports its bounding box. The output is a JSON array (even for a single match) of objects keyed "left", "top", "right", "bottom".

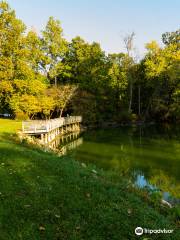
[{"left": 0, "top": 119, "right": 179, "bottom": 239}]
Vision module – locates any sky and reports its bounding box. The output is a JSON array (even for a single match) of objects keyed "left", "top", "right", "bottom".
[{"left": 8, "top": 0, "right": 180, "bottom": 57}]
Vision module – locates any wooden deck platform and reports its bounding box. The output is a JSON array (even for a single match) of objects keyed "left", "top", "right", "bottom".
[
  {"left": 22, "top": 116, "right": 82, "bottom": 144},
  {"left": 22, "top": 116, "right": 82, "bottom": 134}
]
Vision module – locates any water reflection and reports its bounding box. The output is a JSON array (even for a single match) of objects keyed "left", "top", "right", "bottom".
[
  {"left": 135, "top": 173, "right": 179, "bottom": 204},
  {"left": 50, "top": 125, "right": 180, "bottom": 202},
  {"left": 49, "top": 132, "right": 83, "bottom": 156}
]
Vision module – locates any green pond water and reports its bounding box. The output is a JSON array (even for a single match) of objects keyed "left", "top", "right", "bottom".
[{"left": 54, "top": 124, "right": 180, "bottom": 203}]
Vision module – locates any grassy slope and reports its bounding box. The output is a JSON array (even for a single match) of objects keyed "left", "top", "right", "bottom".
[{"left": 0, "top": 119, "right": 179, "bottom": 240}]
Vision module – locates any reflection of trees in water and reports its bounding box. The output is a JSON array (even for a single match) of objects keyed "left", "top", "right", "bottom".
[
  {"left": 75, "top": 125, "right": 180, "bottom": 200},
  {"left": 48, "top": 126, "right": 180, "bottom": 199},
  {"left": 132, "top": 124, "right": 180, "bottom": 140},
  {"left": 148, "top": 170, "right": 180, "bottom": 199},
  {"left": 49, "top": 132, "right": 83, "bottom": 156},
  {"left": 109, "top": 154, "right": 180, "bottom": 199}
]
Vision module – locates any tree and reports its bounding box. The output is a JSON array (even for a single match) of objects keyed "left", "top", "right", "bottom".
[
  {"left": 8, "top": 77, "right": 47, "bottom": 119},
  {"left": 162, "top": 29, "right": 180, "bottom": 47},
  {"left": 9, "top": 94, "right": 41, "bottom": 119},
  {"left": 123, "top": 32, "right": 135, "bottom": 56},
  {"left": 0, "top": 1, "right": 179, "bottom": 124},
  {"left": 107, "top": 53, "right": 129, "bottom": 111},
  {"left": 123, "top": 32, "right": 136, "bottom": 113},
  {"left": 0, "top": 1, "right": 26, "bottom": 81},
  {"left": 47, "top": 85, "right": 78, "bottom": 117},
  {"left": 25, "top": 30, "right": 46, "bottom": 73},
  {"left": 143, "top": 37, "right": 180, "bottom": 121},
  {"left": 40, "top": 96, "right": 55, "bottom": 119},
  {"left": 0, "top": 1, "right": 26, "bottom": 113},
  {"left": 42, "top": 17, "right": 68, "bottom": 85},
  {"left": 0, "top": 80, "right": 13, "bottom": 112}
]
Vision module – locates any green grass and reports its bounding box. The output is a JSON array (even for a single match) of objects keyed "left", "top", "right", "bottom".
[{"left": 0, "top": 119, "right": 179, "bottom": 239}]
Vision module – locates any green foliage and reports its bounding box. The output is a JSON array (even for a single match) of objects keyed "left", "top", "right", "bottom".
[
  {"left": 162, "top": 29, "right": 180, "bottom": 46},
  {"left": 40, "top": 95, "right": 55, "bottom": 119},
  {"left": 0, "top": 1, "right": 179, "bottom": 124},
  {"left": 9, "top": 94, "right": 41, "bottom": 119},
  {"left": 149, "top": 190, "right": 162, "bottom": 207},
  {"left": 72, "top": 90, "right": 98, "bottom": 124},
  {"left": 170, "top": 205, "right": 180, "bottom": 222},
  {"left": 14, "top": 111, "right": 29, "bottom": 120},
  {"left": 118, "top": 110, "right": 132, "bottom": 122},
  {"left": 46, "top": 85, "right": 77, "bottom": 117},
  {"left": 42, "top": 16, "right": 68, "bottom": 85},
  {"left": 142, "top": 38, "right": 180, "bottom": 121},
  {"left": 25, "top": 30, "right": 46, "bottom": 72}
]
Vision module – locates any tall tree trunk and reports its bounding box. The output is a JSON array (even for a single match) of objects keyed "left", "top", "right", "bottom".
[
  {"left": 60, "top": 108, "right": 64, "bottom": 118},
  {"left": 138, "top": 85, "right": 141, "bottom": 116},
  {"left": 55, "top": 76, "right": 57, "bottom": 86},
  {"left": 145, "top": 85, "right": 159, "bottom": 120},
  {"left": 50, "top": 110, "right": 54, "bottom": 119},
  {"left": 30, "top": 113, "right": 35, "bottom": 120},
  {"left": 128, "top": 79, "right": 133, "bottom": 113}
]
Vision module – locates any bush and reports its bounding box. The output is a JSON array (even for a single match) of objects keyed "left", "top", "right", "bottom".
[
  {"left": 131, "top": 113, "right": 138, "bottom": 122},
  {"left": 118, "top": 110, "right": 131, "bottom": 122}
]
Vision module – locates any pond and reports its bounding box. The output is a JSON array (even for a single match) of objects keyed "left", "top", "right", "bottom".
[{"left": 52, "top": 124, "right": 180, "bottom": 204}]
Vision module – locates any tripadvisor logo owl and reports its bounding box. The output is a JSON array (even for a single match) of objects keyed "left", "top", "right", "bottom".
[{"left": 135, "top": 227, "right": 143, "bottom": 235}]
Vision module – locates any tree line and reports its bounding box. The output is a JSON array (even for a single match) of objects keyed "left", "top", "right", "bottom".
[{"left": 0, "top": 1, "right": 179, "bottom": 124}]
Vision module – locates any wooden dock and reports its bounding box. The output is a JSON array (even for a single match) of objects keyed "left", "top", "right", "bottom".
[{"left": 22, "top": 116, "right": 82, "bottom": 144}]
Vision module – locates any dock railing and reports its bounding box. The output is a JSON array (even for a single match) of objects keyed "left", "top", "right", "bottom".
[{"left": 22, "top": 116, "right": 82, "bottom": 134}]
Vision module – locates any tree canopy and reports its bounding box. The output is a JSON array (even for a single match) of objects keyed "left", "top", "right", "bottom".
[{"left": 0, "top": 2, "right": 179, "bottom": 123}]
